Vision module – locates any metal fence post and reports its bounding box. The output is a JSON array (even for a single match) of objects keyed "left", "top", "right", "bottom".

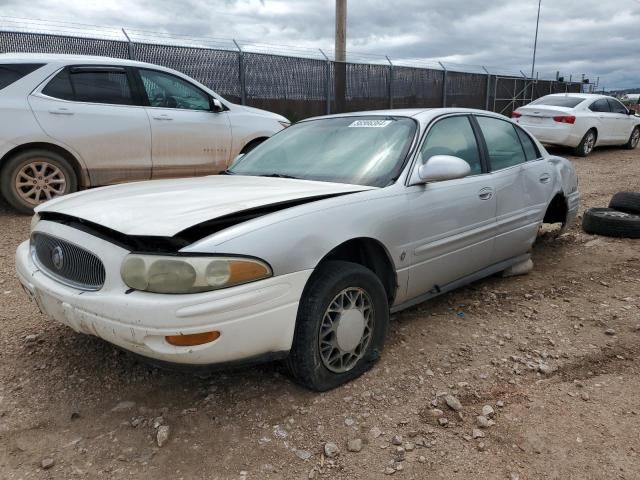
[
  {"left": 438, "top": 61, "right": 447, "bottom": 107},
  {"left": 319, "top": 49, "right": 331, "bottom": 115},
  {"left": 121, "top": 28, "right": 134, "bottom": 60},
  {"left": 482, "top": 66, "right": 490, "bottom": 111},
  {"left": 386, "top": 56, "right": 393, "bottom": 109},
  {"left": 233, "top": 40, "right": 246, "bottom": 105}
]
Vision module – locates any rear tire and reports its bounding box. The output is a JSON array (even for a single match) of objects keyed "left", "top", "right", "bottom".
[
  {"left": 624, "top": 126, "right": 640, "bottom": 150},
  {"left": 609, "top": 192, "right": 640, "bottom": 215},
  {"left": 574, "top": 129, "right": 596, "bottom": 157},
  {"left": 0, "top": 149, "right": 77, "bottom": 214},
  {"left": 582, "top": 207, "right": 640, "bottom": 238},
  {"left": 286, "top": 260, "right": 389, "bottom": 391}
]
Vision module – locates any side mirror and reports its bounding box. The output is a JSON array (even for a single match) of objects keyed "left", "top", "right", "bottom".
[
  {"left": 211, "top": 98, "right": 224, "bottom": 112},
  {"left": 417, "top": 155, "right": 471, "bottom": 183}
]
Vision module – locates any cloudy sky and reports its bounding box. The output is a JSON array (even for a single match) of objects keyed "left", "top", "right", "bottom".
[{"left": 1, "top": 0, "right": 639, "bottom": 88}]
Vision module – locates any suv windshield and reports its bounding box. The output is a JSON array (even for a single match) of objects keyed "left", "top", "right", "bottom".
[
  {"left": 229, "top": 116, "right": 417, "bottom": 187},
  {"left": 530, "top": 96, "right": 586, "bottom": 108}
]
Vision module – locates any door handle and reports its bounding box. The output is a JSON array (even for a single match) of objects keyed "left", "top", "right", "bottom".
[
  {"left": 152, "top": 114, "right": 173, "bottom": 121},
  {"left": 478, "top": 187, "right": 493, "bottom": 200},
  {"left": 48, "top": 108, "right": 74, "bottom": 115},
  {"left": 539, "top": 173, "right": 551, "bottom": 184}
]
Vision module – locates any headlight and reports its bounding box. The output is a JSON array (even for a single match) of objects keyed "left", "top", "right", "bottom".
[
  {"left": 30, "top": 213, "right": 40, "bottom": 233},
  {"left": 121, "top": 254, "right": 272, "bottom": 294}
]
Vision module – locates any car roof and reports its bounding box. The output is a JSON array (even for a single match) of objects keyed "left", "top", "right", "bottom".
[
  {"left": 302, "top": 108, "right": 508, "bottom": 125},
  {"left": 0, "top": 52, "right": 157, "bottom": 69},
  {"left": 542, "top": 93, "right": 611, "bottom": 100}
]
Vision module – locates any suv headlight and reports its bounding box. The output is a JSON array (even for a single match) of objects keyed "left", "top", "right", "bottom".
[
  {"left": 121, "top": 254, "right": 272, "bottom": 294},
  {"left": 30, "top": 213, "right": 40, "bottom": 233}
]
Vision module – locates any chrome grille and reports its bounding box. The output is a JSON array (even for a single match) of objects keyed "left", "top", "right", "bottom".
[{"left": 31, "top": 232, "right": 106, "bottom": 291}]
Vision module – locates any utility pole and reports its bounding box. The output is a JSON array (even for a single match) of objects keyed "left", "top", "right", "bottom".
[
  {"left": 531, "top": 0, "right": 542, "bottom": 79},
  {"left": 335, "top": 0, "right": 347, "bottom": 112}
]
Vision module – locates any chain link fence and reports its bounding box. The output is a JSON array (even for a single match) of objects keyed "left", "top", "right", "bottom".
[{"left": 0, "top": 30, "right": 583, "bottom": 120}]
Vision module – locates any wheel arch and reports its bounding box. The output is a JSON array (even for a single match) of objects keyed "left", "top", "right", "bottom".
[
  {"left": 543, "top": 191, "right": 568, "bottom": 225},
  {"left": 0, "top": 142, "right": 89, "bottom": 187},
  {"left": 313, "top": 237, "right": 398, "bottom": 305},
  {"left": 240, "top": 136, "right": 269, "bottom": 154}
]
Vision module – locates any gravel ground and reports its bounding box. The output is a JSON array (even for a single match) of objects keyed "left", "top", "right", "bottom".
[{"left": 1, "top": 147, "right": 639, "bottom": 480}]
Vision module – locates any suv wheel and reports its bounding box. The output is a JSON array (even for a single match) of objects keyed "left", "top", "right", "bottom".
[
  {"left": 0, "top": 149, "right": 77, "bottom": 214},
  {"left": 287, "top": 260, "right": 389, "bottom": 391}
]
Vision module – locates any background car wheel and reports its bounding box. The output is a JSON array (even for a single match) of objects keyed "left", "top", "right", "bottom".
[
  {"left": 608, "top": 192, "right": 640, "bottom": 215},
  {"left": 0, "top": 149, "right": 77, "bottom": 214},
  {"left": 286, "top": 260, "right": 389, "bottom": 391},
  {"left": 624, "top": 126, "right": 640, "bottom": 150},
  {"left": 582, "top": 207, "right": 640, "bottom": 239},
  {"left": 574, "top": 129, "right": 596, "bottom": 157}
]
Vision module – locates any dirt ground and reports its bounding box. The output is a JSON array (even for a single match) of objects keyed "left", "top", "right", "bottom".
[{"left": 1, "top": 147, "right": 639, "bottom": 480}]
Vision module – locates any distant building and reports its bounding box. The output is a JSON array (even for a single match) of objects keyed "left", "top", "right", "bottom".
[{"left": 621, "top": 93, "right": 640, "bottom": 103}]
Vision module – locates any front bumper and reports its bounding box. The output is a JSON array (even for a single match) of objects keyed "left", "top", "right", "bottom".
[{"left": 16, "top": 221, "right": 312, "bottom": 365}]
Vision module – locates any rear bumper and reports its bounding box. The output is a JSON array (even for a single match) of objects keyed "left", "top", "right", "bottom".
[
  {"left": 565, "top": 191, "right": 581, "bottom": 229},
  {"left": 517, "top": 121, "right": 582, "bottom": 148}
]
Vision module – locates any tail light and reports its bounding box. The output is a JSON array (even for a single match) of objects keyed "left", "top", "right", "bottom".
[
  {"left": 511, "top": 112, "right": 522, "bottom": 118},
  {"left": 552, "top": 115, "right": 576, "bottom": 124}
]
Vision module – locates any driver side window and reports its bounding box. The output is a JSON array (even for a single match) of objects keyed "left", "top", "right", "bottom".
[
  {"left": 138, "top": 69, "right": 210, "bottom": 111},
  {"left": 420, "top": 116, "right": 482, "bottom": 175}
]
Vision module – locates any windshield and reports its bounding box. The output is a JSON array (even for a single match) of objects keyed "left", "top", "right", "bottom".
[
  {"left": 229, "top": 116, "right": 417, "bottom": 187},
  {"left": 530, "top": 96, "right": 586, "bottom": 108}
]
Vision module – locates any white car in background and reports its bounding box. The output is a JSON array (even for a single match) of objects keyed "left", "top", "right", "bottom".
[
  {"left": 0, "top": 54, "right": 289, "bottom": 213},
  {"left": 512, "top": 93, "right": 640, "bottom": 157}
]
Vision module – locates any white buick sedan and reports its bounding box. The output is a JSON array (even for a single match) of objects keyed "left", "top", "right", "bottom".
[
  {"left": 512, "top": 93, "right": 640, "bottom": 156},
  {"left": 0, "top": 54, "right": 289, "bottom": 213},
  {"left": 16, "top": 108, "right": 579, "bottom": 391}
]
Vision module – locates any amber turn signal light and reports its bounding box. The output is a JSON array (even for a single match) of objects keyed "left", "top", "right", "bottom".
[{"left": 165, "top": 331, "right": 221, "bottom": 347}]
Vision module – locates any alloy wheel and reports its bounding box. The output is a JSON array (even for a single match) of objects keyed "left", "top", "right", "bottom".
[
  {"left": 632, "top": 128, "right": 640, "bottom": 148},
  {"left": 15, "top": 161, "right": 67, "bottom": 205},
  {"left": 319, "top": 287, "right": 374, "bottom": 373}
]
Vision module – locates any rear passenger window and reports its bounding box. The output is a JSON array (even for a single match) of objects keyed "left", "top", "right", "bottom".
[
  {"left": 42, "top": 69, "right": 74, "bottom": 100},
  {"left": 589, "top": 99, "right": 610, "bottom": 113},
  {"left": 0, "top": 63, "right": 44, "bottom": 90},
  {"left": 420, "top": 116, "right": 482, "bottom": 175},
  {"left": 476, "top": 116, "right": 526, "bottom": 171},
  {"left": 515, "top": 126, "right": 540, "bottom": 161},
  {"left": 42, "top": 67, "right": 133, "bottom": 105}
]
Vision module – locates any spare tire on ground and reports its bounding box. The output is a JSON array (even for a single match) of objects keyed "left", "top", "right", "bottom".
[
  {"left": 609, "top": 192, "right": 640, "bottom": 215},
  {"left": 582, "top": 208, "right": 640, "bottom": 238}
]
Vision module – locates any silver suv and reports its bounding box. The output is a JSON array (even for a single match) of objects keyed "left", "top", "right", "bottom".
[{"left": 0, "top": 54, "right": 289, "bottom": 213}]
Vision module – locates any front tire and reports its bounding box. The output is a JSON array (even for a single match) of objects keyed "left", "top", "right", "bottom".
[
  {"left": 0, "top": 149, "right": 77, "bottom": 214},
  {"left": 574, "top": 129, "right": 596, "bottom": 157},
  {"left": 287, "top": 260, "right": 389, "bottom": 391},
  {"left": 624, "top": 126, "right": 640, "bottom": 150}
]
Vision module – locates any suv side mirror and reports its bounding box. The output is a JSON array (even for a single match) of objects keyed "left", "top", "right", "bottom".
[
  {"left": 211, "top": 98, "right": 224, "bottom": 112},
  {"left": 417, "top": 155, "right": 471, "bottom": 183}
]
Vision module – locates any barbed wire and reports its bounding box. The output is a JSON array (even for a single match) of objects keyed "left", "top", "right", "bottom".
[{"left": 0, "top": 15, "right": 598, "bottom": 82}]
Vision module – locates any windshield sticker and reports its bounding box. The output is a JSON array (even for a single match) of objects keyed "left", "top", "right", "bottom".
[{"left": 348, "top": 119, "right": 393, "bottom": 128}]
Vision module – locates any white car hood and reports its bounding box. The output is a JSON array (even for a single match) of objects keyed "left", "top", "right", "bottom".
[{"left": 37, "top": 175, "right": 373, "bottom": 236}]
